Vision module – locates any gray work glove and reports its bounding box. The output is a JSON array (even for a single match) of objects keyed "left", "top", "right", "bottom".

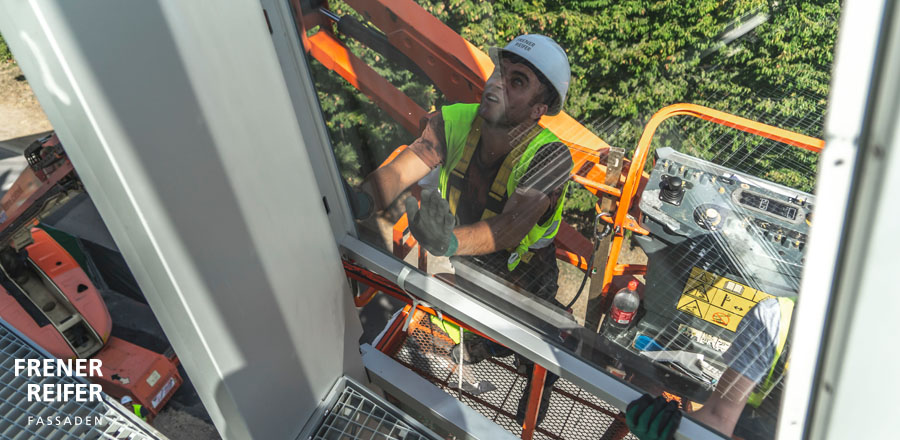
[
  {"left": 404, "top": 189, "right": 458, "bottom": 256},
  {"left": 342, "top": 180, "right": 374, "bottom": 220},
  {"left": 626, "top": 394, "right": 682, "bottom": 440}
]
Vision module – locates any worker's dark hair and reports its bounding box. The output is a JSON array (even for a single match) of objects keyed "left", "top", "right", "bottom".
[{"left": 501, "top": 52, "right": 560, "bottom": 113}]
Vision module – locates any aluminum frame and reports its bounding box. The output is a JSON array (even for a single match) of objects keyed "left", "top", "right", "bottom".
[
  {"left": 258, "top": 0, "right": 358, "bottom": 243},
  {"left": 777, "top": 1, "right": 892, "bottom": 438},
  {"left": 792, "top": 1, "right": 900, "bottom": 439},
  {"left": 0, "top": 1, "right": 365, "bottom": 438}
]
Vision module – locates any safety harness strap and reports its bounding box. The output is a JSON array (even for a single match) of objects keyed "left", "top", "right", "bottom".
[
  {"left": 489, "top": 125, "right": 543, "bottom": 200},
  {"left": 447, "top": 116, "right": 483, "bottom": 215},
  {"left": 447, "top": 119, "right": 542, "bottom": 220}
]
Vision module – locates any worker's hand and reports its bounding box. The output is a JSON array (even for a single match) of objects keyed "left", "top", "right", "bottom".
[
  {"left": 626, "top": 394, "right": 682, "bottom": 440},
  {"left": 405, "top": 189, "right": 457, "bottom": 256},
  {"left": 342, "top": 180, "right": 374, "bottom": 220}
]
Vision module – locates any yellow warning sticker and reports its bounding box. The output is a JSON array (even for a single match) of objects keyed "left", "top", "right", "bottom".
[{"left": 676, "top": 267, "right": 773, "bottom": 332}]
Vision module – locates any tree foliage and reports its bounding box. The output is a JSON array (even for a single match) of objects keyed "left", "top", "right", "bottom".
[
  {"left": 308, "top": 0, "right": 840, "bottom": 203},
  {"left": 0, "top": 32, "right": 14, "bottom": 64}
]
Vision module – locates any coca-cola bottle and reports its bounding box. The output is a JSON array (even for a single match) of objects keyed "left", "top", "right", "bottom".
[{"left": 606, "top": 280, "right": 640, "bottom": 338}]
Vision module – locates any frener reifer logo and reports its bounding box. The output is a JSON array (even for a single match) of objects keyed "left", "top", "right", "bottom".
[{"left": 15, "top": 359, "right": 107, "bottom": 426}]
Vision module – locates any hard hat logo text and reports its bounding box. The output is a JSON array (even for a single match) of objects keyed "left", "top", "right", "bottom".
[{"left": 514, "top": 39, "right": 535, "bottom": 51}]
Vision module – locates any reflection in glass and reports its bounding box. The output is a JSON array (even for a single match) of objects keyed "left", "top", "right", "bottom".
[{"left": 292, "top": 1, "right": 838, "bottom": 438}]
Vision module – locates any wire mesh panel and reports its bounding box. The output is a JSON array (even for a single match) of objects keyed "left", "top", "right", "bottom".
[
  {"left": 389, "top": 311, "right": 627, "bottom": 440},
  {"left": 312, "top": 385, "right": 433, "bottom": 440},
  {"left": 0, "top": 319, "right": 162, "bottom": 440}
]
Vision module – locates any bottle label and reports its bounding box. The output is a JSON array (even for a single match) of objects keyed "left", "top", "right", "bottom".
[{"left": 610, "top": 307, "right": 635, "bottom": 325}]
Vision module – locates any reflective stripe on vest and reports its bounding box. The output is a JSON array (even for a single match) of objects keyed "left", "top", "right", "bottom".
[
  {"left": 747, "top": 296, "right": 795, "bottom": 408},
  {"left": 438, "top": 103, "right": 568, "bottom": 271}
]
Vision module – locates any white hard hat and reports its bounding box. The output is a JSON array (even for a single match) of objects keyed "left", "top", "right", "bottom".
[{"left": 489, "top": 35, "right": 571, "bottom": 115}]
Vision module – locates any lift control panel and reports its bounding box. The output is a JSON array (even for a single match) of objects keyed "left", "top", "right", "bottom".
[
  {"left": 638, "top": 147, "right": 813, "bottom": 291},
  {"left": 640, "top": 147, "right": 812, "bottom": 257},
  {"left": 618, "top": 147, "right": 815, "bottom": 398}
]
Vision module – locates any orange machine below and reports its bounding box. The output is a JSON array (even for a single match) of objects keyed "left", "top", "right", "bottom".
[{"left": 93, "top": 337, "right": 183, "bottom": 421}]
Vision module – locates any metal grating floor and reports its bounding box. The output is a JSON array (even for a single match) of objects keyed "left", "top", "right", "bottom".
[
  {"left": 0, "top": 318, "right": 163, "bottom": 440},
  {"left": 313, "top": 383, "right": 433, "bottom": 440},
  {"left": 389, "top": 311, "right": 638, "bottom": 440}
]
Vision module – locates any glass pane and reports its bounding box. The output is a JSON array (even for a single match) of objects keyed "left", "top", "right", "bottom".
[{"left": 292, "top": 1, "right": 839, "bottom": 438}]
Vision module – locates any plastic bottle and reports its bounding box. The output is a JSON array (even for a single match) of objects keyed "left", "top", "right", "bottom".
[{"left": 606, "top": 280, "right": 640, "bottom": 338}]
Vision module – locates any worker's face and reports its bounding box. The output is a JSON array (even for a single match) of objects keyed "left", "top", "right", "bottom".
[{"left": 479, "top": 58, "right": 549, "bottom": 127}]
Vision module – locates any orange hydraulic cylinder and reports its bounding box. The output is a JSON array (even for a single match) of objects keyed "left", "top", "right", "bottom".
[
  {"left": 344, "top": 0, "right": 490, "bottom": 104},
  {"left": 306, "top": 31, "right": 426, "bottom": 135}
]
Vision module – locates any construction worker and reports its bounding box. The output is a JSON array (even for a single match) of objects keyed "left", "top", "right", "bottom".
[
  {"left": 346, "top": 34, "right": 574, "bottom": 426},
  {"left": 120, "top": 395, "right": 150, "bottom": 422},
  {"left": 626, "top": 296, "right": 794, "bottom": 440}
]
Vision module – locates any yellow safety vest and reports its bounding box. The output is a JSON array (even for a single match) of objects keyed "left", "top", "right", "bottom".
[
  {"left": 132, "top": 403, "right": 148, "bottom": 421},
  {"left": 438, "top": 103, "right": 568, "bottom": 270},
  {"left": 747, "top": 296, "right": 796, "bottom": 407}
]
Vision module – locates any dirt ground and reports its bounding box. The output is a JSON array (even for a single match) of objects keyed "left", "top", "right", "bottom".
[
  {"left": 0, "top": 61, "right": 221, "bottom": 440},
  {"left": 153, "top": 409, "right": 222, "bottom": 440},
  {"left": 0, "top": 63, "right": 51, "bottom": 143}
]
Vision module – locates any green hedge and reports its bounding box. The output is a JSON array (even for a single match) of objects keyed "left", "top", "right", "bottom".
[
  {"left": 0, "top": 32, "right": 14, "bottom": 64},
  {"left": 310, "top": 1, "right": 837, "bottom": 197}
]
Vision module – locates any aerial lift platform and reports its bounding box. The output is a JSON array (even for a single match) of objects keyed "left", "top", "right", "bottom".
[
  {"left": 0, "top": 0, "right": 897, "bottom": 439},
  {"left": 0, "top": 134, "right": 182, "bottom": 421},
  {"left": 298, "top": 1, "right": 824, "bottom": 438}
]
